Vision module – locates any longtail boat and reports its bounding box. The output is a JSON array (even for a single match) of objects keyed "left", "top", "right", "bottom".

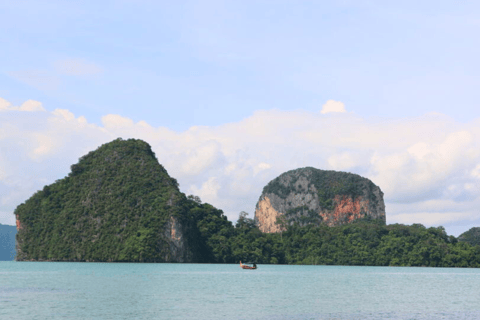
[{"left": 240, "top": 261, "right": 257, "bottom": 270}]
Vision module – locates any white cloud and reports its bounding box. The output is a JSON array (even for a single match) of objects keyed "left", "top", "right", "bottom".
[
  {"left": 472, "top": 164, "right": 480, "bottom": 178},
  {"left": 328, "top": 152, "right": 358, "bottom": 170},
  {"left": 19, "top": 100, "right": 46, "bottom": 112},
  {"left": 390, "top": 211, "right": 476, "bottom": 226},
  {"left": 31, "top": 133, "right": 55, "bottom": 159},
  {"left": 369, "top": 130, "right": 477, "bottom": 203},
  {"left": 101, "top": 114, "right": 134, "bottom": 129},
  {"left": 0, "top": 97, "right": 46, "bottom": 112},
  {"left": 320, "top": 100, "right": 347, "bottom": 114},
  {"left": 224, "top": 163, "right": 237, "bottom": 175},
  {"left": 1, "top": 97, "right": 480, "bottom": 236},
  {"left": 179, "top": 140, "right": 224, "bottom": 176},
  {"left": 52, "top": 109, "right": 75, "bottom": 121},
  {"left": 464, "top": 183, "right": 475, "bottom": 191},
  {"left": 386, "top": 197, "right": 480, "bottom": 227},
  {"left": 254, "top": 162, "right": 271, "bottom": 175},
  {"left": 0, "top": 97, "right": 12, "bottom": 110},
  {"left": 188, "top": 177, "right": 221, "bottom": 204}
]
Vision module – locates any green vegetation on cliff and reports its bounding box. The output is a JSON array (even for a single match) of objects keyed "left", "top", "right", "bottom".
[
  {"left": 13, "top": 139, "right": 480, "bottom": 267},
  {"left": 186, "top": 201, "right": 235, "bottom": 263},
  {"left": 256, "top": 167, "right": 385, "bottom": 229},
  {"left": 262, "top": 167, "right": 369, "bottom": 204},
  {"left": 14, "top": 138, "right": 233, "bottom": 262},
  {"left": 458, "top": 227, "right": 480, "bottom": 246}
]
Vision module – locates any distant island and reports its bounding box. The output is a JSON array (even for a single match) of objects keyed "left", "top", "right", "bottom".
[
  {"left": 12, "top": 138, "right": 480, "bottom": 267},
  {"left": 0, "top": 224, "right": 16, "bottom": 261}
]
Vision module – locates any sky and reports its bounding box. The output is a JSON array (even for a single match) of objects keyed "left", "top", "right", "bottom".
[{"left": 1, "top": 1, "right": 480, "bottom": 236}]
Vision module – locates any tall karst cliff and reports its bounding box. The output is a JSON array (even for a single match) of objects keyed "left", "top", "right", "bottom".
[
  {"left": 255, "top": 167, "right": 386, "bottom": 233},
  {"left": 14, "top": 138, "right": 223, "bottom": 262}
]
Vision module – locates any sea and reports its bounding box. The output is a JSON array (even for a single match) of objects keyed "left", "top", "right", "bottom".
[{"left": 1, "top": 262, "right": 480, "bottom": 320}]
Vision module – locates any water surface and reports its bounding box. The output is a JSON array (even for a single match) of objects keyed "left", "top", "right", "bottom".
[{"left": 1, "top": 262, "right": 479, "bottom": 319}]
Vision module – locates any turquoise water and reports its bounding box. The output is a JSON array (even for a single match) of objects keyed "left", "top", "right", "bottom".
[{"left": 1, "top": 262, "right": 480, "bottom": 319}]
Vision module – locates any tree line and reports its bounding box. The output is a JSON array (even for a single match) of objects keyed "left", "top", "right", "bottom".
[{"left": 193, "top": 203, "right": 480, "bottom": 267}]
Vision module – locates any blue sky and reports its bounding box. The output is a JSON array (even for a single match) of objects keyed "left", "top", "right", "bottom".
[
  {"left": 1, "top": 1, "right": 480, "bottom": 236},
  {"left": 2, "top": 1, "right": 480, "bottom": 129}
]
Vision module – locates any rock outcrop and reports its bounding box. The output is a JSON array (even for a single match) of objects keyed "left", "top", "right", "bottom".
[{"left": 255, "top": 167, "right": 386, "bottom": 233}]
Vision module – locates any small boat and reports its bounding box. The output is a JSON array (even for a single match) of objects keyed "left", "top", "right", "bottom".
[{"left": 240, "top": 261, "right": 257, "bottom": 270}]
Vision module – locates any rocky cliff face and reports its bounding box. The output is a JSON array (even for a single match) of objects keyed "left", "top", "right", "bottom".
[
  {"left": 255, "top": 167, "right": 385, "bottom": 233},
  {"left": 163, "top": 216, "right": 188, "bottom": 262}
]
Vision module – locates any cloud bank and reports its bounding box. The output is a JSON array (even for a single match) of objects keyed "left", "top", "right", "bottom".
[{"left": 1, "top": 97, "right": 479, "bottom": 236}]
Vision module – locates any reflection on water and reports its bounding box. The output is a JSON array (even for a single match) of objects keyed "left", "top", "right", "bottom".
[{"left": 1, "top": 262, "right": 479, "bottom": 319}]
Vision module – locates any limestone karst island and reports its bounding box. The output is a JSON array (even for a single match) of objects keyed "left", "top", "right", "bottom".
[
  {"left": 254, "top": 167, "right": 385, "bottom": 233},
  {"left": 12, "top": 138, "right": 480, "bottom": 266}
]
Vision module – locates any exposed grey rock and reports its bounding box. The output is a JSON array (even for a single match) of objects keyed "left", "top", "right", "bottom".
[{"left": 255, "top": 167, "right": 386, "bottom": 233}]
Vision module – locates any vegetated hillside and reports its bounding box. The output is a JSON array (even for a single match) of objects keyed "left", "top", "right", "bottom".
[
  {"left": 226, "top": 218, "right": 480, "bottom": 267},
  {"left": 12, "top": 138, "right": 480, "bottom": 267},
  {"left": 14, "top": 138, "right": 233, "bottom": 262},
  {"left": 458, "top": 227, "right": 480, "bottom": 246},
  {"left": 0, "top": 224, "right": 16, "bottom": 261},
  {"left": 255, "top": 167, "right": 385, "bottom": 233}
]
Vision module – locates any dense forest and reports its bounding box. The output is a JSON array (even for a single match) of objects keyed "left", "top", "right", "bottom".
[
  {"left": 458, "top": 227, "right": 480, "bottom": 247},
  {"left": 193, "top": 208, "right": 480, "bottom": 268},
  {"left": 12, "top": 138, "right": 480, "bottom": 267},
  {"left": 14, "top": 138, "right": 201, "bottom": 262},
  {"left": 9, "top": 194, "right": 480, "bottom": 266}
]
